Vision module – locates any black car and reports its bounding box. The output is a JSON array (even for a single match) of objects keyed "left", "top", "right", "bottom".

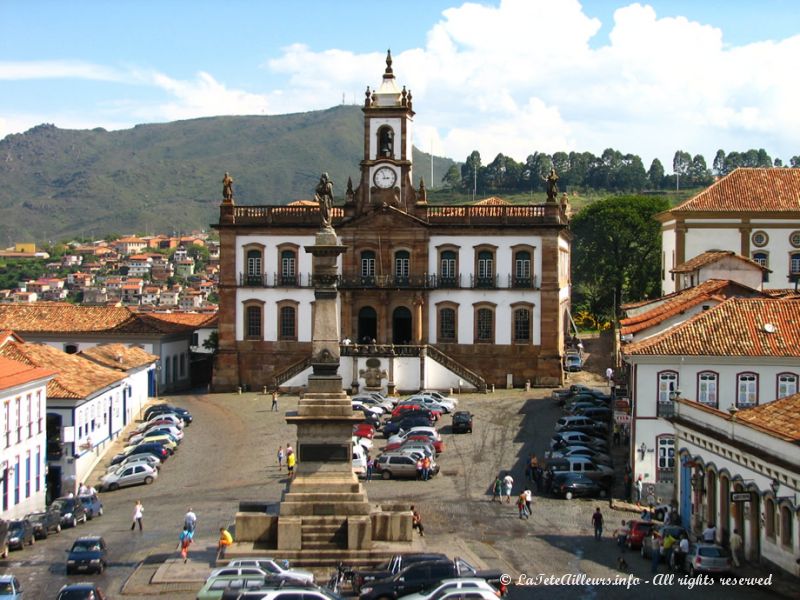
[
  {"left": 57, "top": 582, "right": 107, "bottom": 600},
  {"left": 7, "top": 519, "right": 34, "bottom": 549},
  {"left": 143, "top": 404, "right": 192, "bottom": 424},
  {"left": 50, "top": 496, "right": 88, "bottom": 528},
  {"left": 66, "top": 536, "right": 108, "bottom": 575},
  {"left": 575, "top": 406, "right": 613, "bottom": 423},
  {"left": 382, "top": 415, "right": 433, "bottom": 437},
  {"left": 26, "top": 507, "right": 62, "bottom": 539},
  {"left": 110, "top": 442, "right": 170, "bottom": 466},
  {"left": 451, "top": 410, "right": 473, "bottom": 433},
  {"left": 550, "top": 472, "right": 606, "bottom": 499}
]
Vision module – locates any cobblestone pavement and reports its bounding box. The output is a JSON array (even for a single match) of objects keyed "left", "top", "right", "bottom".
[{"left": 2, "top": 345, "right": 795, "bottom": 598}]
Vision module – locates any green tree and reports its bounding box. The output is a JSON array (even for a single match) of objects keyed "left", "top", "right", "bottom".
[
  {"left": 648, "top": 159, "right": 665, "bottom": 189},
  {"left": 688, "top": 154, "right": 712, "bottom": 186},
  {"left": 441, "top": 165, "right": 461, "bottom": 189},
  {"left": 571, "top": 195, "right": 670, "bottom": 319},
  {"left": 713, "top": 149, "right": 726, "bottom": 175},
  {"left": 202, "top": 330, "right": 219, "bottom": 353},
  {"left": 460, "top": 151, "right": 482, "bottom": 194},
  {"left": 672, "top": 151, "right": 691, "bottom": 189}
]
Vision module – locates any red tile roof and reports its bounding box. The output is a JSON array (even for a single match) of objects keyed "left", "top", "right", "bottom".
[
  {"left": 80, "top": 343, "right": 158, "bottom": 371},
  {"left": 623, "top": 297, "right": 800, "bottom": 357},
  {"left": 0, "top": 341, "right": 124, "bottom": 399},
  {"left": 671, "top": 168, "right": 800, "bottom": 213},
  {"left": 671, "top": 250, "right": 769, "bottom": 273},
  {"left": 735, "top": 393, "right": 800, "bottom": 441},
  {"left": 0, "top": 354, "right": 56, "bottom": 391},
  {"left": 475, "top": 196, "right": 509, "bottom": 205},
  {"left": 619, "top": 280, "right": 764, "bottom": 336}
]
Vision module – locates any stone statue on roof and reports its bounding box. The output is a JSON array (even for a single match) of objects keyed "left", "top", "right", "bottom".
[
  {"left": 315, "top": 172, "right": 334, "bottom": 230},
  {"left": 222, "top": 172, "right": 234, "bottom": 202},
  {"left": 543, "top": 168, "right": 559, "bottom": 202}
]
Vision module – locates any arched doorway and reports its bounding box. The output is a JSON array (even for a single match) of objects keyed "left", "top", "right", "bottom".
[
  {"left": 706, "top": 469, "right": 717, "bottom": 537},
  {"left": 392, "top": 306, "right": 412, "bottom": 345},
  {"left": 719, "top": 475, "right": 730, "bottom": 543},
  {"left": 747, "top": 492, "right": 760, "bottom": 561},
  {"left": 358, "top": 306, "right": 377, "bottom": 343}
]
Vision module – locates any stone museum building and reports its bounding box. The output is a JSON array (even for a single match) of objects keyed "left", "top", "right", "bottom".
[{"left": 213, "top": 53, "right": 572, "bottom": 392}]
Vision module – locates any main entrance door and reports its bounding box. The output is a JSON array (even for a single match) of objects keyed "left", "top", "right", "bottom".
[
  {"left": 392, "top": 306, "right": 412, "bottom": 344},
  {"left": 358, "top": 307, "right": 377, "bottom": 343}
]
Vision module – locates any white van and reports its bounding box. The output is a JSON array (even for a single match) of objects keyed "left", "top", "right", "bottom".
[{"left": 352, "top": 443, "right": 367, "bottom": 476}]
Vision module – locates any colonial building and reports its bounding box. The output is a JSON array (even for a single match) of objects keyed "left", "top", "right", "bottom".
[
  {"left": 658, "top": 168, "right": 800, "bottom": 295},
  {"left": 213, "top": 53, "right": 571, "bottom": 392}
]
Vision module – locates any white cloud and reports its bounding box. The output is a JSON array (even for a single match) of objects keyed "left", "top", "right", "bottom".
[{"left": 0, "top": 60, "right": 123, "bottom": 81}]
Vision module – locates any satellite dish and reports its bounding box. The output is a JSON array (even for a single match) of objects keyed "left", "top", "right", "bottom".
[{"left": 763, "top": 323, "right": 776, "bottom": 333}]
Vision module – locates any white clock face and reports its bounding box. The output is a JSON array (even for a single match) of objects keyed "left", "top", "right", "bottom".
[{"left": 373, "top": 166, "right": 397, "bottom": 189}]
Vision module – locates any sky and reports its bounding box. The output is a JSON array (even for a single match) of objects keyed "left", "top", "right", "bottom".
[{"left": 1, "top": 0, "right": 799, "bottom": 171}]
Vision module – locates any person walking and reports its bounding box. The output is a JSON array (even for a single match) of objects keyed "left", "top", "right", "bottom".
[
  {"left": 491, "top": 476, "right": 502, "bottom": 502},
  {"left": 365, "top": 455, "right": 374, "bottom": 482},
  {"left": 217, "top": 527, "right": 233, "bottom": 559},
  {"left": 702, "top": 522, "right": 716, "bottom": 543},
  {"left": 729, "top": 529, "right": 743, "bottom": 567},
  {"left": 650, "top": 531, "right": 662, "bottom": 574},
  {"left": 614, "top": 520, "right": 629, "bottom": 548},
  {"left": 502, "top": 473, "right": 514, "bottom": 503},
  {"left": 411, "top": 505, "right": 424, "bottom": 537},
  {"left": 286, "top": 449, "right": 296, "bottom": 478},
  {"left": 277, "top": 446, "right": 284, "bottom": 469},
  {"left": 271, "top": 389, "right": 279, "bottom": 411},
  {"left": 592, "top": 507, "right": 604, "bottom": 540},
  {"left": 606, "top": 366, "right": 614, "bottom": 386},
  {"left": 416, "top": 458, "right": 424, "bottom": 480},
  {"left": 523, "top": 488, "right": 533, "bottom": 517},
  {"left": 177, "top": 525, "right": 193, "bottom": 563},
  {"left": 184, "top": 507, "right": 197, "bottom": 533},
  {"left": 422, "top": 456, "right": 431, "bottom": 481},
  {"left": 635, "top": 475, "right": 643, "bottom": 504},
  {"left": 517, "top": 492, "right": 529, "bottom": 520},
  {"left": 131, "top": 500, "right": 144, "bottom": 532}
]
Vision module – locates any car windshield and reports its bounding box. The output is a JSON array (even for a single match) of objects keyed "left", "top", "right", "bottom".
[
  {"left": 26, "top": 513, "right": 44, "bottom": 522},
  {"left": 698, "top": 547, "right": 726, "bottom": 557},
  {"left": 0, "top": 582, "right": 15, "bottom": 593},
  {"left": 71, "top": 541, "right": 100, "bottom": 552},
  {"left": 59, "top": 589, "right": 98, "bottom": 600}
]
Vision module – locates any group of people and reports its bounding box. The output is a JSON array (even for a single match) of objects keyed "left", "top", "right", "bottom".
[
  {"left": 415, "top": 455, "right": 433, "bottom": 480},
  {"left": 490, "top": 472, "right": 534, "bottom": 520},
  {"left": 276, "top": 443, "right": 297, "bottom": 477},
  {"left": 173, "top": 505, "right": 234, "bottom": 563}
]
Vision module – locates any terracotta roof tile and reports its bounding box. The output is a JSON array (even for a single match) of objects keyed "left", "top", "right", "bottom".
[
  {"left": 80, "top": 343, "right": 158, "bottom": 371},
  {"left": 0, "top": 355, "right": 56, "bottom": 391},
  {"left": 0, "top": 341, "right": 124, "bottom": 399},
  {"left": 623, "top": 297, "right": 800, "bottom": 356},
  {"left": 475, "top": 196, "right": 509, "bottom": 205},
  {"left": 671, "top": 250, "right": 769, "bottom": 273},
  {"left": 620, "top": 280, "right": 764, "bottom": 335},
  {"left": 734, "top": 393, "right": 800, "bottom": 441},
  {"left": 672, "top": 168, "right": 800, "bottom": 212}
]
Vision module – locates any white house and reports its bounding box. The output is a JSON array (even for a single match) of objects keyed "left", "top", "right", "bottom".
[
  {"left": 621, "top": 297, "right": 800, "bottom": 509},
  {"left": 658, "top": 168, "right": 800, "bottom": 295},
  {"left": 0, "top": 350, "right": 55, "bottom": 519}
]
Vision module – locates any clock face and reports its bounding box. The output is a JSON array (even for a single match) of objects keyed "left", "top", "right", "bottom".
[{"left": 373, "top": 166, "right": 397, "bottom": 189}]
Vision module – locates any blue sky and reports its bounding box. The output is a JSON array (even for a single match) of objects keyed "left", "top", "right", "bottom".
[{"left": 2, "top": 0, "right": 799, "bottom": 170}]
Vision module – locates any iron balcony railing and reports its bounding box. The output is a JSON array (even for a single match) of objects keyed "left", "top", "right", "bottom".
[{"left": 238, "top": 272, "right": 539, "bottom": 290}]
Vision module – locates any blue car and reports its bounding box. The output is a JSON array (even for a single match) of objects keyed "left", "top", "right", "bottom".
[
  {"left": 79, "top": 494, "right": 104, "bottom": 519},
  {"left": 0, "top": 574, "right": 23, "bottom": 599}
]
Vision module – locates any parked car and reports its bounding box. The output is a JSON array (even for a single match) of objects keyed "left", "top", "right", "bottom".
[
  {"left": 0, "top": 575, "right": 23, "bottom": 600},
  {"left": 99, "top": 463, "right": 158, "bottom": 491},
  {"left": 382, "top": 415, "right": 434, "bottom": 437},
  {"left": 107, "top": 453, "right": 161, "bottom": 472},
  {"left": 7, "top": 520, "right": 34, "bottom": 550},
  {"left": 195, "top": 575, "right": 274, "bottom": 600},
  {"left": 574, "top": 406, "right": 613, "bottom": 423},
  {"left": 109, "top": 441, "right": 169, "bottom": 466},
  {"left": 352, "top": 401, "right": 384, "bottom": 416},
  {"left": 420, "top": 390, "right": 459, "bottom": 408},
  {"left": 683, "top": 543, "right": 733, "bottom": 576},
  {"left": 353, "top": 423, "right": 375, "bottom": 440},
  {"left": 555, "top": 415, "right": 609, "bottom": 435},
  {"left": 352, "top": 553, "right": 448, "bottom": 594},
  {"left": 625, "top": 520, "right": 656, "bottom": 550},
  {"left": 130, "top": 414, "right": 183, "bottom": 437},
  {"left": 451, "top": 410, "right": 473, "bottom": 433},
  {"left": 124, "top": 434, "right": 178, "bottom": 455},
  {"left": 641, "top": 524, "right": 687, "bottom": 560},
  {"left": 396, "top": 577, "right": 500, "bottom": 600},
  {"left": 545, "top": 445, "right": 612, "bottom": 466},
  {"left": 50, "top": 496, "right": 88, "bottom": 528},
  {"left": 128, "top": 425, "right": 183, "bottom": 445},
  {"left": 549, "top": 472, "right": 606, "bottom": 499},
  {"left": 143, "top": 404, "right": 192, "bottom": 424},
  {"left": 390, "top": 404, "right": 439, "bottom": 421},
  {"left": 79, "top": 494, "right": 104, "bottom": 519},
  {"left": 66, "top": 536, "right": 108, "bottom": 574},
  {"left": 382, "top": 440, "right": 436, "bottom": 458},
  {"left": 374, "top": 453, "right": 440, "bottom": 480},
  {"left": 214, "top": 559, "right": 315, "bottom": 583},
  {"left": 565, "top": 401, "right": 602, "bottom": 415},
  {"left": 545, "top": 456, "right": 614, "bottom": 488},
  {"left": 401, "top": 395, "right": 453, "bottom": 414},
  {"left": 550, "top": 431, "right": 609, "bottom": 451},
  {"left": 57, "top": 582, "right": 107, "bottom": 600},
  {"left": 25, "top": 506, "right": 62, "bottom": 539},
  {"left": 387, "top": 429, "right": 445, "bottom": 453},
  {"left": 0, "top": 520, "right": 8, "bottom": 559},
  {"left": 352, "top": 395, "right": 393, "bottom": 412},
  {"left": 564, "top": 352, "right": 583, "bottom": 372}
]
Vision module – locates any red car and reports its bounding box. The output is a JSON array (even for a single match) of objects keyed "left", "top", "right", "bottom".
[
  {"left": 391, "top": 404, "right": 441, "bottom": 421},
  {"left": 353, "top": 424, "right": 375, "bottom": 439},
  {"left": 625, "top": 520, "right": 655, "bottom": 549},
  {"left": 402, "top": 434, "right": 445, "bottom": 453}
]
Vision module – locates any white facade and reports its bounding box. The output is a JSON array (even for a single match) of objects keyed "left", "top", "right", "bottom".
[{"left": 0, "top": 378, "right": 49, "bottom": 519}]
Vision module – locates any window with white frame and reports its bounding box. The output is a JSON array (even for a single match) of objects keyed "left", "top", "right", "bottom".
[
  {"left": 656, "top": 435, "right": 675, "bottom": 482},
  {"left": 361, "top": 251, "right": 376, "bottom": 278},
  {"left": 440, "top": 250, "right": 457, "bottom": 280},
  {"left": 791, "top": 253, "right": 800, "bottom": 276},
  {"left": 658, "top": 371, "right": 678, "bottom": 403},
  {"left": 736, "top": 373, "right": 758, "bottom": 407},
  {"left": 697, "top": 372, "right": 718, "bottom": 407},
  {"left": 246, "top": 248, "right": 262, "bottom": 276},
  {"left": 777, "top": 373, "right": 797, "bottom": 399},
  {"left": 752, "top": 251, "right": 769, "bottom": 283},
  {"left": 394, "top": 250, "right": 410, "bottom": 281}
]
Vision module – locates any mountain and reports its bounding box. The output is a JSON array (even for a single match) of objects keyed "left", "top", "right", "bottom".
[{"left": 0, "top": 105, "right": 455, "bottom": 243}]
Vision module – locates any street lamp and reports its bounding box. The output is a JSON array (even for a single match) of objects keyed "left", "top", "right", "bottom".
[{"left": 770, "top": 478, "right": 780, "bottom": 496}]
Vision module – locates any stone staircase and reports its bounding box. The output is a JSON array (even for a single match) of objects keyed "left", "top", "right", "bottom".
[
  {"left": 426, "top": 345, "right": 487, "bottom": 392},
  {"left": 301, "top": 516, "right": 347, "bottom": 549}
]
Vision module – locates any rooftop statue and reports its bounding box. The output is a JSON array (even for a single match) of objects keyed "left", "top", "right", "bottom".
[{"left": 315, "top": 172, "right": 334, "bottom": 230}]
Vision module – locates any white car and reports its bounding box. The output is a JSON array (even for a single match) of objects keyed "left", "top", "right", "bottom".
[
  {"left": 388, "top": 426, "right": 441, "bottom": 445},
  {"left": 128, "top": 425, "right": 183, "bottom": 445},
  {"left": 352, "top": 401, "right": 383, "bottom": 418},
  {"left": 353, "top": 435, "right": 373, "bottom": 450},
  {"left": 131, "top": 414, "right": 183, "bottom": 434},
  {"left": 402, "top": 395, "right": 453, "bottom": 414},
  {"left": 353, "top": 395, "right": 394, "bottom": 412},
  {"left": 106, "top": 454, "right": 161, "bottom": 472},
  {"left": 99, "top": 463, "right": 158, "bottom": 491},
  {"left": 399, "top": 577, "right": 501, "bottom": 600},
  {"left": 213, "top": 559, "right": 315, "bottom": 583},
  {"left": 421, "top": 390, "right": 459, "bottom": 409}
]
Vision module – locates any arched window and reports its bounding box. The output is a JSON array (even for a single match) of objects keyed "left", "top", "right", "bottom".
[
  {"left": 439, "top": 249, "right": 458, "bottom": 288},
  {"left": 164, "top": 357, "right": 171, "bottom": 384},
  {"left": 513, "top": 250, "right": 532, "bottom": 288},
  {"left": 394, "top": 250, "right": 410, "bottom": 284},
  {"left": 438, "top": 306, "right": 457, "bottom": 343},
  {"left": 278, "top": 304, "right": 297, "bottom": 341},
  {"left": 361, "top": 250, "right": 376, "bottom": 282},
  {"left": 752, "top": 251, "right": 769, "bottom": 283},
  {"left": 179, "top": 353, "right": 186, "bottom": 377},
  {"left": 780, "top": 505, "right": 793, "bottom": 547},
  {"left": 736, "top": 372, "right": 758, "bottom": 407},
  {"left": 657, "top": 371, "right": 678, "bottom": 403},
  {"left": 777, "top": 373, "right": 798, "bottom": 399},
  {"left": 244, "top": 248, "right": 264, "bottom": 286},
  {"left": 475, "top": 306, "right": 494, "bottom": 343},
  {"left": 765, "top": 497, "right": 776, "bottom": 539},
  {"left": 244, "top": 303, "right": 263, "bottom": 340},
  {"left": 378, "top": 126, "right": 394, "bottom": 158},
  {"left": 476, "top": 249, "right": 495, "bottom": 288},
  {"left": 512, "top": 307, "right": 531, "bottom": 343},
  {"left": 791, "top": 252, "right": 800, "bottom": 277},
  {"left": 697, "top": 371, "right": 718, "bottom": 407},
  {"left": 280, "top": 248, "right": 297, "bottom": 286}
]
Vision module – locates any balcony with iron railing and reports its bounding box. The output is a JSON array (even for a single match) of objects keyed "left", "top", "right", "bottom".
[{"left": 238, "top": 271, "right": 539, "bottom": 290}]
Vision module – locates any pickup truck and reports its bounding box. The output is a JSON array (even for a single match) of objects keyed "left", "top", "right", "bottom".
[
  {"left": 352, "top": 553, "right": 447, "bottom": 593},
  {"left": 358, "top": 558, "right": 505, "bottom": 599}
]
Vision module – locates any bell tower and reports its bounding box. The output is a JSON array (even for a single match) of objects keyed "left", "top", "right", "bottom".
[{"left": 354, "top": 50, "right": 416, "bottom": 213}]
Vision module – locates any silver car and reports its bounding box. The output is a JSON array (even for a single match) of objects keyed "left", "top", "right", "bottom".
[
  {"left": 683, "top": 544, "right": 732, "bottom": 576},
  {"left": 106, "top": 454, "right": 161, "bottom": 472},
  {"left": 99, "top": 463, "right": 158, "bottom": 491},
  {"left": 222, "top": 558, "right": 315, "bottom": 583}
]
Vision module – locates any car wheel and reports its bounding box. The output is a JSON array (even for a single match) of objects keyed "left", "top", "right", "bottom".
[
  {"left": 144, "top": 476, "right": 154, "bottom": 485},
  {"left": 55, "top": 523, "right": 61, "bottom": 533},
  {"left": 82, "top": 513, "right": 88, "bottom": 523},
  {"left": 98, "top": 506, "right": 104, "bottom": 516},
  {"left": 109, "top": 483, "right": 120, "bottom": 491},
  {"left": 381, "top": 470, "right": 392, "bottom": 480},
  {"left": 71, "top": 517, "right": 77, "bottom": 528},
  {"left": 565, "top": 491, "right": 574, "bottom": 500},
  {"left": 87, "top": 512, "right": 93, "bottom": 521}
]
